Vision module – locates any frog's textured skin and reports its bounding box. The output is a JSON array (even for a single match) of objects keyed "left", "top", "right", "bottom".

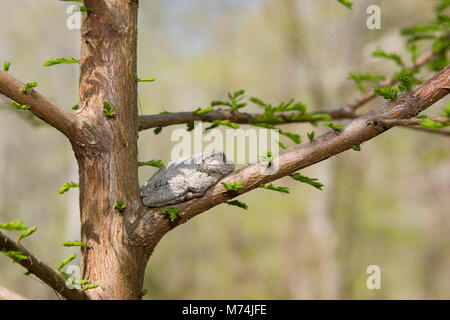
[{"left": 140, "top": 151, "right": 234, "bottom": 207}]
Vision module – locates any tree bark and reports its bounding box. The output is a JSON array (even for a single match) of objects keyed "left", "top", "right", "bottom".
[{"left": 74, "top": 0, "right": 147, "bottom": 299}]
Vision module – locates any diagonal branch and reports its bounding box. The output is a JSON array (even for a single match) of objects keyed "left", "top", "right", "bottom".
[
  {"left": 0, "top": 230, "right": 89, "bottom": 300},
  {"left": 0, "top": 71, "right": 79, "bottom": 138},
  {"left": 133, "top": 65, "right": 449, "bottom": 247}
]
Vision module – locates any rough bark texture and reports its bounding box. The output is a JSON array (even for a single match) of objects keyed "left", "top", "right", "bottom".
[{"left": 74, "top": 0, "right": 147, "bottom": 300}]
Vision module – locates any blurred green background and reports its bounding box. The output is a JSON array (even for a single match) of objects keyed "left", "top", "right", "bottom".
[{"left": 0, "top": 0, "right": 449, "bottom": 299}]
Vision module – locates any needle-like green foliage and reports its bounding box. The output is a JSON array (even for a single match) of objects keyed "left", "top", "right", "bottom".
[
  {"left": 277, "top": 141, "right": 287, "bottom": 149},
  {"left": 162, "top": 208, "right": 180, "bottom": 222},
  {"left": 374, "top": 86, "right": 400, "bottom": 101},
  {"left": 63, "top": 241, "right": 87, "bottom": 248},
  {"left": 137, "top": 77, "right": 155, "bottom": 82},
  {"left": 3, "top": 61, "right": 11, "bottom": 71},
  {"left": 325, "top": 122, "right": 344, "bottom": 132},
  {"left": 337, "top": 0, "right": 353, "bottom": 9},
  {"left": 193, "top": 107, "right": 214, "bottom": 115},
  {"left": 205, "top": 120, "right": 239, "bottom": 131},
  {"left": 59, "top": 182, "right": 79, "bottom": 194},
  {"left": 211, "top": 90, "right": 247, "bottom": 111},
  {"left": 140, "top": 289, "right": 148, "bottom": 299},
  {"left": 1, "top": 249, "right": 28, "bottom": 263},
  {"left": 11, "top": 101, "right": 31, "bottom": 111},
  {"left": 221, "top": 181, "right": 243, "bottom": 191},
  {"left": 372, "top": 49, "right": 404, "bottom": 67},
  {"left": 17, "top": 226, "right": 37, "bottom": 242},
  {"left": 103, "top": 101, "right": 116, "bottom": 118},
  {"left": 138, "top": 160, "right": 165, "bottom": 168},
  {"left": 57, "top": 254, "right": 77, "bottom": 271},
  {"left": 307, "top": 131, "right": 315, "bottom": 142},
  {"left": 153, "top": 127, "right": 163, "bottom": 135},
  {"left": 347, "top": 73, "right": 386, "bottom": 92},
  {"left": 260, "top": 183, "right": 289, "bottom": 194},
  {"left": 226, "top": 200, "right": 248, "bottom": 210},
  {"left": 291, "top": 173, "right": 324, "bottom": 190},
  {"left": 43, "top": 57, "right": 78, "bottom": 67},
  {"left": 0, "top": 220, "right": 27, "bottom": 231},
  {"left": 72, "top": 6, "right": 92, "bottom": 12},
  {"left": 418, "top": 115, "right": 449, "bottom": 130},
  {"left": 114, "top": 201, "right": 128, "bottom": 212},
  {"left": 21, "top": 82, "right": 37, "bottom": 93},
  {"left": 83, "top": 284, "right": 99, "bottom": 291}
]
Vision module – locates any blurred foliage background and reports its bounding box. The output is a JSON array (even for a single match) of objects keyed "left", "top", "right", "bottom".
[{"left": 0, "top": 0, "right": 449, "bottom": 299}]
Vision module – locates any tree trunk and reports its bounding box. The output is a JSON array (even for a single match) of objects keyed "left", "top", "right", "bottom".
[{"left": 73, "top": 0, "right": 147, "bottom": 299}]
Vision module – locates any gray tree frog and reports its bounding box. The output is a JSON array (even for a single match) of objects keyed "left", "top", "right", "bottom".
[{"left": 140, "top": 151, "right": 234, "bottom": 207}]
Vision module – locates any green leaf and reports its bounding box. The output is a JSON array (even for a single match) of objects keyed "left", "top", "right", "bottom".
[
  {"left": 418, "top": 116, "right": 449, "bottom": 130},
  {"left": 260, "top": 183, "right": 289, "bottom": 194},
  {"left": 193, "top": 107, "right": 214, "bottom": 115},
  {"left": 372, "top": 49, "right": 404, "bottom": 67},
  {"left": 11, "top": 101, "right": 31, "bottom": 111},
  {"left": 62, "top": 241, "right": 87, "bottom": 248},
  {"left": 249, "top": 97, "right": 267, "bottom": 107},
  {"left": 291, "top": 173, "right": 324, "bottom": 190},
  {"left": 0, "top": 220, "right": 27, "bottom": 231},
  {"left": 307, "top": 131, "right": 315, "bottom": 142},
  {"left": 205, "top": 120, "right": 239, "bottom": 131},
  {"left": 59, "top": 182, "right": 79, "bottom": 194},
  {"left": 280, "top": 130, "right": 301, "bottom": 144},
  {"left": 441, "top": 102, "right": 450, "bottom": 118},
  {"left": 153, "top": 127, "right": 163, "bottom": 135},
  {"left": 138, "top": 160, "right": 165, "bottom": 168},
  {"left": 57, "top": 253, "right": 77, "bottom": 271},
  {"left": 3, "top": 61, "right": 11, "bottom": 72},
  {"left": 114, "top": 201, "right": 127, "bottom": 212},
  {"left": 1, "top": 249, "right": 28, "bottom": 263},
  {"left": 347, "top": 73, "right": 386, "bottom": 92},
  {"left": 277, "top": 141, "right": 287, "bottom": 149},
  {"left": 352, "top": 145, "right": 361, "bottom": 151},
  {"left": 72, "top": 6, "right": 92, "bottom": 12},
  {"left": 374, "top": 86, "right": 399, "bottom": 101},
  {"left": 137, "top": 77, "right": 155, "bottom": 82},
  {"left": 140, "top": 289, "right": 148, "bottom": 298},
  {"left": 162, "top": 208, "right": 180, "bottom": 222},
  {"left": 17, "top": 226, "right": 37, "bottom": 242},
  {"left": 103, "top": 101, "right": 116, "bottom": 118},
  {"left": 71, "top": 104, "right": 79, "bottom": 110},
  {"left": 21, "top": 82, "right": 38, "bottom": 93},
  {"left": 83, "top": 284, "right": 99, "bottom": 291},
  {"left": 221, "top": 182, "right": 243, "bottom": 191},
  {"left": 43, "top": 57, "right": 78, "bottom": 67},
  {"left": 211, "top": 90, "right": 247, "bottom": 111},
  {"left": 337, "top": 0, "right": 353, "bottom": 9},
  {"left": 226, "top": 200, "right": 248, "bottom": 210},
  {"left": 325, "top": 122, "right": 344, "bottom": 132},
  {"left": 186, "top": 122, "right": 195, "bottom": 132}
]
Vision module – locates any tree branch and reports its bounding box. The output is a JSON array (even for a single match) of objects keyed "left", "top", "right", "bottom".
[
  {"left": 137, "top": 50, "right": 435, "bottom": 131},
  {"left": 378, "top": 117, "right": 449, "bottom": 127},
  {"left": 133, "top": 65, "right": 449, "bottom": 247},
  {"left": 0, "top": 230, "right": 89, "bottom": 300},
  {"left": 138, "top": 108, "right": 355, "bottom": 130},
  {"left": 329, "top": 50, "right": 436, "bottom": 116},
  {"left": 0, "top": 286, "right": 27, "bottom": 300},
  {"left": 0, "top": 71, "right": 79, "bottom": 138},
  {"left": 403, "top": 125, "right": 450, "bottom": 137}
]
